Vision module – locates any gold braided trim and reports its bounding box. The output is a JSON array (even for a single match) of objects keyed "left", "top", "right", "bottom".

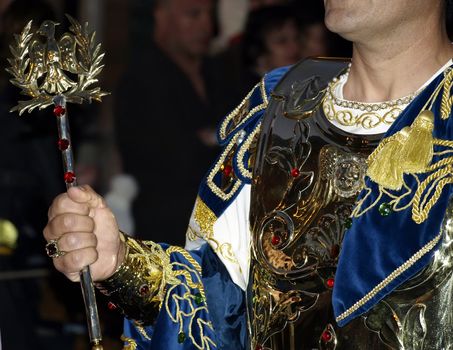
[
  {"left": 133, "top": 239, "right": 179, "bottom": 303},
  {"left": 336, "top": 232, "right": 442, "bottom": 323},
  {"left": 426, "top": 154, "right": 453, "bottom": 171},
  {"left": 207, "top": 132, "right": 243, "bottom": 201},
  {"left": 441, "top": 68, "right": 453, "bottom": 120},
  {"left": 166, "top": 245, "right": 202, "bottom": 274},
  {"left": 191, "top": 198, "right": 239, "bottom": 264},
  {"left": 164, "top": 246, "right": 215, "bottom": 350},
  {"left": 219, "top": 77, "right": 268, "bottom": 141},
  {"left": 219, "top": 83, "right": 257, "bottom": 141},
  {"left": 236, "top": 122, "right": 261, "bottom": 180},
  {"left": 260, "top": 77, "right": 269, "bottom": 105},
  {"left": 134, "top": 323, "right": 152, "bottom": 341},
  {"left": 412, "top": 164, "right": 453, "bottom": 223},
  {"left": 210, "top": 77, "right": 269, "bottom": 201},
  {"left": 121, "top": 335, "right": 137, "bottom": 350},
  {"left": 208, "top": 105, "right": 266, "bottom": 200},
  {"left": 434, "top": 138, "right": 453, "bottom": 148}
]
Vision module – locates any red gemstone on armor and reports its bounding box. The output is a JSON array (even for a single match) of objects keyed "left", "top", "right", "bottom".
[
  {"left": 53, "top": 105, "right": 66, "bottom": 117},
  {"left": 139, "top": 284, "right": 150, "bottom": 296},
  {"left": 57, "top": 138, "right": 70, "bottom": 151},
  {"left": 255, "top": 345, "right": 263, "bottom": 350},
  {"left": 290, "top": 168, "right": 300, "bottom": 177},
  {"left": 223, "top": 164, "right": 233, "bottom": 177},
  {"left": 107, "top": 302, "right": 117, "bottom": 310},
  {"left": 271, "top": 234, "right": 281, "bottom": 246},
  {"left": 64, "top": 171, "right": 75, "bottom": 183},
  {"left": 321, "top": 330, "right": 332, "bottom": 342},
  {"left": 326, "top": 278, "right": 335, "bottom": 288}
]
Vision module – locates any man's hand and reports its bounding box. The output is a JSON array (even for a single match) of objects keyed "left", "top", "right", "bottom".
[{"left": 44, "top": 185, "right": 125, "bottom": 282}]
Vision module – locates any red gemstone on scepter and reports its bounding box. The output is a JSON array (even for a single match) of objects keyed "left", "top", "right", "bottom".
[
  {"left": 53, "top": 105, "right": 66, "bottom": 117},
  {"left": 57, "top": 138, "right": 70, "bottom": 151},
  {"left": 64, "top": 171, "right": 76, "bottom": 183}
]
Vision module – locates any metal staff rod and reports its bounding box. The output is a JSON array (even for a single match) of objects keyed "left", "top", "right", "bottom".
[{"left": 53, "top": 95, "right": 103, "bottom": 350}]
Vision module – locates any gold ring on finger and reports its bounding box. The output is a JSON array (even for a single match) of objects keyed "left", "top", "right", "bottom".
[{"left": 45, "top": 239, "right": 66, "bottom": 258}]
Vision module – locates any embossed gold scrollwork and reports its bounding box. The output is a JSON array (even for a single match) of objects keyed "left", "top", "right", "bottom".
[
  {"left": 323, "top": 98, "right": 403, "bottom": 129},
  {"left": 250, "top": 264, "right": 320, "bottom": 348},
  {"left": 189, "top": 197, "right": 238, "bottom": 264}
]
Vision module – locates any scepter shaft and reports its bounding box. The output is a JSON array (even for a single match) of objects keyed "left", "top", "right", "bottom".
[{"left": 53, "top": 95, "right": 103, "bottom": 349}]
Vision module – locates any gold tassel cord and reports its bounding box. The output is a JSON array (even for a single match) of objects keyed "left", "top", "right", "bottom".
[
  {"left": 367, "top": 127, "right": 410, "bottom": 190},
  {"left": 357, "top": 72, "right": 453, "bottom": 222},
  {"left": 441, "top": 68, "right": 453, "bottom": 120},
  {"left": 399, "top": 110, "right": 435, "bottom": 173},
  {"left": 367, "top": 108, "right": 438, "bottom": 190},
  {"left": 412, "top": 164, "right": 453, "bottom": 224},
  {"left": 121, "top": 335, "right": 137, "bottom": 350}
]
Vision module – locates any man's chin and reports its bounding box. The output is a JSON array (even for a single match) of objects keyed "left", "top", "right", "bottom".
[{"left": 324, "top": 13, "right": 358, "bottom": 41}]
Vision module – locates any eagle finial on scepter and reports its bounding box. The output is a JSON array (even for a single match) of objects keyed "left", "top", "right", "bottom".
[
  {"left": 36, "top": 20, "right": 78, "bottom": 94},
  {"left": 6, "top": 15, "right": 108, "bottom": 115},
  {"left": 5, "top": 15, "right": 109, "bottom": 350}
]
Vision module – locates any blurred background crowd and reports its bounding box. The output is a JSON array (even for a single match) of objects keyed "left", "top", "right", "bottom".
[{"left": 0, "top": 0, "right": 356, "bottom": 348}]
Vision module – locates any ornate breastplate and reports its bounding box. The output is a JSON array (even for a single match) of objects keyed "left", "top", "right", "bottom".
[
  {"left": 248, "top": 59, "right": 383, "bottom": 350},
  {"left": 247, "top": 59, "right": 453, "bottom": 350}
]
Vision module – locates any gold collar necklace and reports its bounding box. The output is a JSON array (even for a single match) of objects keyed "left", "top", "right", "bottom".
[{"left": 323, "top": 64, "right": 421, "bottom": 129}]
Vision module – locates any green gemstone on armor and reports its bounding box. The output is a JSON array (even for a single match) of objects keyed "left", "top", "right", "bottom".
[
  {"left": 194, "top": 293, "right": 203, "bottom": 305},
  {"left": 344, "top": 218, "right": 352, "bottom": 229},
  {"left": 178, "top": 332, "right": 186, "bottom": 343},
  {"left": 379, "top": 202, "right": 393, "bottom": 216}
]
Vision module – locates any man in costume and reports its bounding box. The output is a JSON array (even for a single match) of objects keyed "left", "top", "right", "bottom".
[{"left": 43, "top": 0, "right": 453, "bottom": 349}]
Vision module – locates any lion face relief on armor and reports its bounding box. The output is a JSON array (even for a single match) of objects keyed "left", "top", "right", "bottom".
[{"left": 333, "top": 153, "right": 367, "bottom": 198}]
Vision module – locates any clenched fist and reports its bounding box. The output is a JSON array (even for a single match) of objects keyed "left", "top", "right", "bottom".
[{"left": 43, "top": 185, "right": 126, "bottom": 282}]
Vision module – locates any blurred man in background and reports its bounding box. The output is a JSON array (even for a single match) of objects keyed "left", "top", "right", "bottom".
[{"left": 115, "top": 0, "right": 235, "bottom": 245}]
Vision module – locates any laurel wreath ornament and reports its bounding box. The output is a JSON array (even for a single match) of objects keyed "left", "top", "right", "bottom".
[{"left": 6, "top": 15, "right": 108, "bottom": 115}]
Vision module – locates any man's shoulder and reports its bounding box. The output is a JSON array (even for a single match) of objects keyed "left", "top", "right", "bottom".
[{"left": 271, "top": 57, "right": 350, "bottom": 94}]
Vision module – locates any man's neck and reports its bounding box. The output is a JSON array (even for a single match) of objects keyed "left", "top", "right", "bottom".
[{"left": 344, "top": 21, "right": 453, "bottom": 103}]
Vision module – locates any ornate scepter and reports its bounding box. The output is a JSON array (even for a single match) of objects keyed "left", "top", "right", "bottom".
[{"left": 6, "top": 16, "right": 108, "bottom": 350}]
